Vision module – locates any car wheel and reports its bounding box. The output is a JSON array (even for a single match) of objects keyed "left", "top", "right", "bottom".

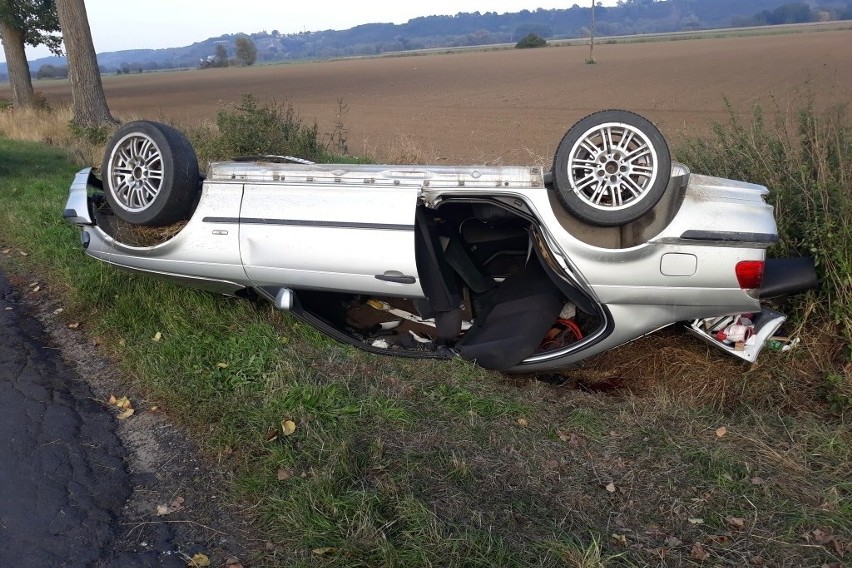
[
  {"left": 102, "top": 120, "right": 200, "bottom": 226},
  {"left": 552, "top": 110, "right": 671, "bottom": 227}
]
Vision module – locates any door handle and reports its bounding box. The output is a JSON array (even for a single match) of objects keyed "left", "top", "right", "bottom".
[{"left": 375, "top": 271, "right": 416, "bottom": 284}]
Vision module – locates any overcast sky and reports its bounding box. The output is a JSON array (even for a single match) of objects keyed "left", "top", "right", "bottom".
[{"left": 2, "top": 0, "right": 611, "bottom": 63}]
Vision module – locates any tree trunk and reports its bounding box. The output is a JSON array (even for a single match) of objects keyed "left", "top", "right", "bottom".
[
  {"left": 0, "top": 21, "right": 36, "bottom": 108},
  {"left": 54, "top": 0, "right": 115, "bottom": 126}
]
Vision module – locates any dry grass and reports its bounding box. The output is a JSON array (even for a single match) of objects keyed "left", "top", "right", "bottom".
[
  {"left": 0, "top": 105, "right": 105, "bottom": 166},
  {"left": 0, "top": 104, "right": 73, "bottom": 145}
]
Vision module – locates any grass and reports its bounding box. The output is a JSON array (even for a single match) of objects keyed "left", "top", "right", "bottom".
[{"left": 1, "top": 97, "right": 851, "bottom": 566}]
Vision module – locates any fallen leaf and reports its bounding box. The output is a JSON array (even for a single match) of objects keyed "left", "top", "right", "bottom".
[
  {"left": 31, "top": 285, "right": 40, "bottom": 292},
  {"left": 647, "top": 547, "right": 668, "bottom": 559},
  {"left": 152, "top": 331, "right": 162, "bottom": 342},
  {"left": 605, "top": 482, "right": 616, "bottom": 493},
  {"left": 108, "top": 395, "right": 117, "bottom": 405},
  {"left": 708, "top": 534, "right": 731, "bottom": 545},
  {"left": 277, "top": 469, "right": 293, "bottom": 481},
  {"left": 19, "top": 250, "right": 28, "bottom": 256},
  {"left": 114, "top": 396, "right": 131, "bottom": 409},
  {"left": 156, "top": 496, "right": 185, "bottom": 516},
  {"left": 688, "top": 517, "right": 705, "bottom": 525},
  {"left": 281, "top": 419, "right": 296, "bottom": 436},
  {"left": 726, "top": 516, "right": 745, "bottom": 529},
  {"left": 189, "top": 552, "right": 210, "bottom": 567},
  {"left": 52, "top": 308, "right": 64, "bottom": 315},
  {"left": 1, "top": 248, "right": 9, "bottom": 254},
  {"left": 68, "top": 322, "right": 80, "bottom": 328},
  {"left": 517, "top": 418, "right": 529, "bottom": 427},
  {"left": 665, "top": 536, "right": 682, "bottom": 547},
  {"left": 612, "top": 533, "right": 628, "bottom": 547},
  {"left": 691, "top": 542, "right": 710, "bottom": 561},
  {"left": 265, "top": 428, "right": 278, "bottom": 442},
  {"left": 217, "top": 362, "right": 229, "bottom": 369},
  {"left": 558, "top": 430, "right": 570, "bottom": 442},
  {"left": 750, "top": 476, "right": 765, "bottom": 485},
  {"left": 811, "top": 528, "right": 834, "bottom": 545},
  {"left": 312, "top": 547, "right": 335, "bottom": 555},
  {"left": 224, "top": 557, "right": 244, "bottom": 568},
  {"left": 117, "top": 408, "right": 135, "bottom": 420},
  {"left": 715, "top": 426, "right": 728, "bottom": 437}
]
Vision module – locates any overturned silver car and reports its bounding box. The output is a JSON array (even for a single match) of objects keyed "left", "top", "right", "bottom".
[{"left": 64, "top": 110, "right": 817, "bottom": 372}]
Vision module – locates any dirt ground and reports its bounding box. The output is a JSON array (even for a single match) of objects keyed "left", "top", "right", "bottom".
[{"left": 16, "top": 27, "right": 852, "bottom": 164}]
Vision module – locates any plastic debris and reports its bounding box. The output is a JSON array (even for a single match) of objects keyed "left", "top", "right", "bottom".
[
  {"left": 715, "top": 316, "right": 755, "bottom": 346},
  {"left": 765, "top": 336, "right": 800, "bottom": 352},
  {"left": 408, "top": 330, "right": 432, "bottom": 344}
]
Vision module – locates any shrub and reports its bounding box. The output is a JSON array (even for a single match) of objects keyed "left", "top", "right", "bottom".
[
  {"left": 192, "top": 94, "right": 326, "bottom": 164},
  {"left": 677, "top": 93, "right": 851, "bottom": 341},
  {"left": 515, "top": 33, "right": 547, "bottom": 49}
]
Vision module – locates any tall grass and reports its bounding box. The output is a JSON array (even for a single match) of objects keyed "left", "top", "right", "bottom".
[{"left": 677, "top": 94, "right": 851, "bottom": 342}]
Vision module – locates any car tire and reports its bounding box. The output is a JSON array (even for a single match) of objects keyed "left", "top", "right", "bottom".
[
  {"left": 102, "top": 120, "right": 200, "bottom": 226},
  {"left": 552, "top": 110, "right": 671, "bottom": 227}
]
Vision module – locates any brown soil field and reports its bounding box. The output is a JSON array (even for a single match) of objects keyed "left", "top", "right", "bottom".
[{"left": 9, "top": 28, "right": 852, "bottom": 163}]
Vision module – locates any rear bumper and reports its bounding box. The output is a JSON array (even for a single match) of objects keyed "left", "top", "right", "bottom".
[{"left": 759, "top": 256, "right": 818, "bottom": 299}]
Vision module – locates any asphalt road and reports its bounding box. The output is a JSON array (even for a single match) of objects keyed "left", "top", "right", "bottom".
[{"left": 0, "top": 271, "right": 183, "bottom": 567}]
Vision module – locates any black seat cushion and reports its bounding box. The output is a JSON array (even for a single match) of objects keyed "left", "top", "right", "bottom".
[{"left": 456, "top": 258, "right": 563, "bottom": 370}]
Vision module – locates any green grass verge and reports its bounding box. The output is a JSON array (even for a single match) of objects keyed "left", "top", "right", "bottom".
[{"left": 1, "top": 136, "right": 850, "bottom": 567}]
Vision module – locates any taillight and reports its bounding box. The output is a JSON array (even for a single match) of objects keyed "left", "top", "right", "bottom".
[{"left": 736, "top": 260, "right": 764, "bottom": 289}]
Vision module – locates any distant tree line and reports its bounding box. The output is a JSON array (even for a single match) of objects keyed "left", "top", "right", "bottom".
[
  {"left": 733, "top": 1, "right": 851, "bottom": 26},
  {"left": 6, "top": 0, "right": 852, "bottom": 79}
]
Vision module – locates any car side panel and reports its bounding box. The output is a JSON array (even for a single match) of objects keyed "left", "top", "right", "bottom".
[{"left": 239, "top": 183, "right": 424, "bottom": 298}]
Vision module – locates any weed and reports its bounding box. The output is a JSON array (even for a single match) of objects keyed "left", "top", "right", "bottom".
[
  {"left": 68, "top": 120, "right": 112, "bottom": 145},
  {"left": 192, "top": 93, "right": 327, "bottom": 165},
  {"left": 677, "top": 91, "right": 851, "bottom": 342},
  {"left": 822, "top": 372, "right": 852, "bottom": 413}
]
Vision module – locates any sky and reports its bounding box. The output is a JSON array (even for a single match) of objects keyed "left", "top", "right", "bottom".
[{"left": 2, "top": 0, "right": 610, "bottom": 63}]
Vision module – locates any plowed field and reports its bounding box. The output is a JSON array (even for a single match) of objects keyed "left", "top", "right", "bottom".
[{"left": 16, "top": 27, "right": 852, "bottom": 163}]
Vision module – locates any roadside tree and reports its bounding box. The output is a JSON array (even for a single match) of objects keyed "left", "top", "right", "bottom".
[
  {"left": 54, "top": 0, "right": 115, "bottom": 126},
  {"left": 0, "top": 0, "right": 61, "bottom": 108},
  {"left": 213, "top": 42, "right": 228, "bottom": 67},
  {"left": 235, "top": 36, "right": 257, "bottom": 66}
]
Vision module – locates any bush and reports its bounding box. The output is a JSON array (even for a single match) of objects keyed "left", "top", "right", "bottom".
[
  {"left": 192, "top": 94, "right": 327, "bottom": 165},
  {"left": 677, "top": 93, "right": 851, "bottom": 341},
  {"left": 515, "top": 33, "right": 547, "bottom": 49}
]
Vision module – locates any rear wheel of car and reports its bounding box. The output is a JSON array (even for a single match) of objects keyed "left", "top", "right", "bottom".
[
  {"left": 102, "top": 120, "right": 200, "bottom": 226},
  {"left": 552, "top": 110, "right": 671, "bottom": 227}
]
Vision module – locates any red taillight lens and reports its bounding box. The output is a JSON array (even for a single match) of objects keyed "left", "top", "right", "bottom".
[{"left": 735, "top": 260, "right": 764, "bottom": 289}]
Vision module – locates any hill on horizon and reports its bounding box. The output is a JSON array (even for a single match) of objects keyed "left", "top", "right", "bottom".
[{"left": 2, "top": 0, "right": 851, "bottom": 79}]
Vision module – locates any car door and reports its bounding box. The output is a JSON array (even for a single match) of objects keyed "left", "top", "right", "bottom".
[{"left": 239, "top": 177, "right": 424, "bottom": 298}]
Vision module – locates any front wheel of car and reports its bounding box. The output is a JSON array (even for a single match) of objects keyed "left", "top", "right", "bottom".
[
  {"left": 552, "top": 110, "right": 671, "bottom": 227},
  {"left": 102, "top": 120, "right": 200, "bottom": 226}
]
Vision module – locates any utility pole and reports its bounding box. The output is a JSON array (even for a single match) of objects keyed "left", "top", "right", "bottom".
[{"left": 589, "top": 0, "right": 596, "bottom": 63}]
